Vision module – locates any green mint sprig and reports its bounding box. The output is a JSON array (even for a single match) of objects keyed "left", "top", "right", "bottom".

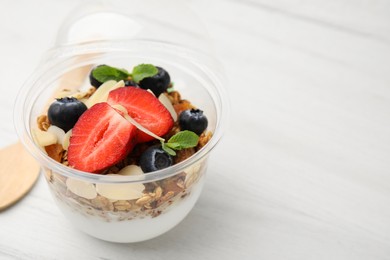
[
  {"left": 92, "top": 65, "right": 129, "bottom": 82},
  {"left": 131, "top": 64, "right": 158, "bottom": 83},
  {"left": 161, "top": 130, "right": 199, "bottom": 156},
  {"left": 92, "top": 64, "right": 158, "bottom": 83}
]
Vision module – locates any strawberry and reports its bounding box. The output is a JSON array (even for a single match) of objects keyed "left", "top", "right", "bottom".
[
  {"left": 107, "top": 87, "right": 174, "bottom": 143},
  {"left": 68, "top": 102, "right": 137, "bottom": 173}
]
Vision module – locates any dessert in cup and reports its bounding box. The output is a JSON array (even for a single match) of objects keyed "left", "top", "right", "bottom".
[{"left": 15, "top": 41, "right": 227, "bottom": 243}]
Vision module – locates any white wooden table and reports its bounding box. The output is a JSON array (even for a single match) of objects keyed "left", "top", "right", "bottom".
[{"left": 1, "top": 0, "right": 390, "bottom": 259}]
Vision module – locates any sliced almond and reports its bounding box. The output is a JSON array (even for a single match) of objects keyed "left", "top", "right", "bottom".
[
  {"left": 117, "top": 165, "right": 144, "bottom": 176},
  {"left": 184, "top": 162, "right": 202, "bottom": 187},
  {"left": 84, "top": 80, "right": 124, "bottom": 108},
  {"left": 184, "top": 163, "right": 201, "bottom": 176},
  {"left": 62, "top": 129, "right": 72, "bottom": 150},
  {"left": 159, "top": 93, "right": 177, "bottom": 121},
  {"left": 32, "top": 128, "right": 57, "bottom": 147},
  {"left": 125, "top": 114, "right": 165, "bottom": 142},
  {"left": 111, "top": 104, "right": 127, "bottom": 114},
  {"left": 66, "top": 178, "right": 97, "bottom": 199},
  {"left": 96, "top": 174, "right": 145, "bottom": 201},
  {"left": 47, "top": 125, "right": 65, "bottom": 144},
  {"left": 111, "top": 104, "right": 165, "bottom": 142},
  {"left": 147, "top": 89, "right": 155, "bottom": 96}
]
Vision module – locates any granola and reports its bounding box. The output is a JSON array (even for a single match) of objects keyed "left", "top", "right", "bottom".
[
  {"left": 45, "top": 157, "right": 206, "bottom": 221},
  {"left": 37, "top": 115, "right": 50, "bottom": 131}
]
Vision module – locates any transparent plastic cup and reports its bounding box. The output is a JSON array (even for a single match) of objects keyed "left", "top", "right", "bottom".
[{"left": 14, "top": 40, "right": 228, "bottom": 243}]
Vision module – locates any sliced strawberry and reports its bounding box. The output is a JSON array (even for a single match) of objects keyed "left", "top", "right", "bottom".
[
  {"left": 107, "top": 87, "right": 174, "bottom": 143},
  {"left": 68, "top": 102, "right": 137, "bottom": 173}
]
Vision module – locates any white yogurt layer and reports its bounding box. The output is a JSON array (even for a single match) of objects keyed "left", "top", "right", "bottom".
[{"left": 52, "top": 176, "right": 205, "bottom": 243}]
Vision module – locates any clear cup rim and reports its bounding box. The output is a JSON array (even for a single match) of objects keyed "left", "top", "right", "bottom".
[{"left": 14, "top": 39, "right": 229, "bottom": 184}]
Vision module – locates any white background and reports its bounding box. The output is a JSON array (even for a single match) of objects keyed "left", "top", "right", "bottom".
[{"left": 1, "top": 0, "right": 390, "bottom": 259}]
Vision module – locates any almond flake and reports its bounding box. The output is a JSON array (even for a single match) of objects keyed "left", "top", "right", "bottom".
[
  {"left": 117, "top": 165, "right": 144, "bottom": 176},
  {"left": 96, "top": 174, "right": 145, "bottom": 201},
  {"left": 62, "top": 129, "right": 72, "bottom": 150},
  {"left": 84, "top": 80, "right": 124, "bottom": 108},
  {"left": 111, "top": 104, "right": 165, "bottom": 142},
  {"left": 184, "top": 162, "right": 201, "bottom": 176},
  {"left": 47, "top": 125, "right": 65, "bottom": 144},
  {"left": 32, "top": 128, "right": 57, "bottom": 147},
  {"left": 66, "top": 178, "right": 97, "bottom": 200},
  {"left": 184, "top": 162, "right": 202, "bottom": 187},
  {"left": 147, "top": 89, "right": 155, "bottom": 96},
  {"left": 159, "top": 93, "right": 178, "bottom": 121}
]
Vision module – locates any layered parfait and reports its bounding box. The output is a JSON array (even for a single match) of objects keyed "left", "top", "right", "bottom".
[{"left": 32, "top": 63, "right": 212, "bottom": 241}]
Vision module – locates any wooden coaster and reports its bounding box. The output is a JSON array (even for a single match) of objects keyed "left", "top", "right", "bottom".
[{"left": 0, "top": 142, "right": 40, "bottom": 211}]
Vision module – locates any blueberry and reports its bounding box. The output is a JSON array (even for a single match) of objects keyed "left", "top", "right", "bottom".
[
  {"left": 139, "top": 145, "right": 173, "bottom": 173},
  {"left": 48, "top": 97, "right": 87, "bottom": 132},
  {"left": 139, "top": 66, "right": 170, "bottom": 96},
  {"left": 89, "top": 65, "right": 105, "bottom": 88},
  {"left": 179, "top": 109, "right": 208, "bottom": 135},
  {"left": 124, "top": 80, "right": 139, "bottom": 87}
]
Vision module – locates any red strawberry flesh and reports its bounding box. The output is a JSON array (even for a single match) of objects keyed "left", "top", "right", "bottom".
[
  {"left": 107, "top": 87, "right": 174, "bottom": 142},
  {"left": 68, "top": 102, "right": 137, "bottom": 173}
]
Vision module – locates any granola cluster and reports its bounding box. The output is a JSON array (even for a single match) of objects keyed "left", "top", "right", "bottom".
[{"left": 46, "top": 160, "right": 205, "bottom": 221}]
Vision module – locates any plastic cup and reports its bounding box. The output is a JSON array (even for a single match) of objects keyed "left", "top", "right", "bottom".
[{"left": 14, "top": 40, "right": 228, "bottom": 243}]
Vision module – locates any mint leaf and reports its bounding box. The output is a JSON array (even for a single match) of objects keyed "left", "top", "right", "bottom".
[
  {"left": 167, "top": 130, "right": 199, "bottom": 150},
  {"left": 161, "top": 142, "right": 176, "bottom": 156},
  {"left": 92, "top": 65, "right": 130, "bottom": 82},
  {"left": 165, "top": 142, "right": 182, "bottom": 150},
  {"left": 132, "top": 64, "right": 158, "bottom": 83},
  {"left": 160, "top": 131, "right": 199, "bottom": 156}
]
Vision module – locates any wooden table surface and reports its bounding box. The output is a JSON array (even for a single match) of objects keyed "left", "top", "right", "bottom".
[{"left": 1, "top": 0, "right": 390, "bottom": 259}]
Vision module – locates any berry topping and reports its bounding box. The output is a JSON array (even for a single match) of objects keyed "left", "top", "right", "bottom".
[
  {"left": 139, "top": 145, "right": 173, "bottom": 173},
  {"left": 179, "top": 109, "right": 208, "bottom": 135},
  {"left": 139, "top": 66, "right": 170, "bottom": 97},
  {"left": 48, "top": 97, "right": 87, "bottom": 132},
  {"left": 107, "top": 87, "right": 174, "bottom": 143},
  {"left": 67, "top": 102, "right": 137, "bottom": 173}
]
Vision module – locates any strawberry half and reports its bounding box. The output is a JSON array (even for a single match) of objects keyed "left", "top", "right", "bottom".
[
  {"left": 68, "top": 102, "right": 137, "bottom": 173},
  {"left": 107, "top": 87, "right": 174, "bottom": 143}
]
